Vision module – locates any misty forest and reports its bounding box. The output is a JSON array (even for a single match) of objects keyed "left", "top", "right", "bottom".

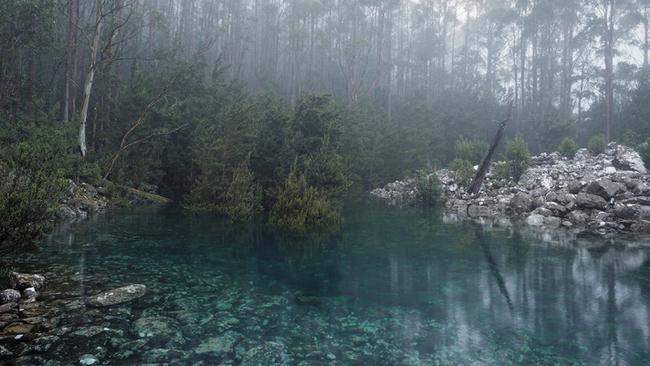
[{"left": 2, "top": 0, "right": 650, "bottom": 365}]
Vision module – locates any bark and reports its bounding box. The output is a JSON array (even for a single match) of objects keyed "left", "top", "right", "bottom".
[
  {"left": 604, "top": 0, "right": 615, "bottom": 141},
  {"left": 64, "top": 0, "right": 79, "bottom": 124},
  {"left": 80, "top": 1, "right": 104, "bottom": 157},
  {"left": 467, "top": 101, "right": 513, "bottom": 195}
]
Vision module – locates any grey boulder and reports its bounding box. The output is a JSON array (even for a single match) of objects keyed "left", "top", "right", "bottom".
[
  {"left": 576, "top": 193, "right": 608, "bottom": 210},
  {"left": 586, "top": 179, "right": 625, "bottom": 200}
]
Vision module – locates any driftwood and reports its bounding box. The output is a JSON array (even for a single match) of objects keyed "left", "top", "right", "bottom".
[{"left": 467, "top": 100, "right": 513, "bottom": 195}]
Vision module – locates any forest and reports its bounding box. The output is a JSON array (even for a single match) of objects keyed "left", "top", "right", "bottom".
[{"left": 2, "top": 0, "right": 650, "bottom": 243}]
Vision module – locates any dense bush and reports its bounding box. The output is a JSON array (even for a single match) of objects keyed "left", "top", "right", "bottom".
[
  {"left": 587, "top": 134, "right": 607, "bottom": 156},
  {"left": 491, "top": 160, "right": 509, "bottom": 180},
  {"left": 455, "top": 137, "right": 488, "bottom": 165},
  {"left": 505, "top": 136, "right": 531, "bottom": 182},
  {"left": 0, "top": 123, "right": 78, "bottom": 245},
  {"left": 269, "top": 169, "right": 341, "bottom": 232},
  {"left": 639, "top": 138, "right": 650, "bottom": 170},
  {"left": 558, "top": 137, "right": 578, "bottom": 158},
  {"left": 415, "top": 170, "right": 441, "bottom": 206},
  {"left": 0, "top": 165, "right": 66, "bottom": 245},
  {"left": 449, "top": 159, "right": 475, "bottom": 187},
  {"left": 223, "top": 164, "right": 263, "bottom": 222}
]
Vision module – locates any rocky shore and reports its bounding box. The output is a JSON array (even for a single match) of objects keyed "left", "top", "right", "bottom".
[
  {"left": 372, "top": 143, "right": 650, "bottom": 237},
  {"left": 55, "top": 180, "right": 171, "bottom": 222}
]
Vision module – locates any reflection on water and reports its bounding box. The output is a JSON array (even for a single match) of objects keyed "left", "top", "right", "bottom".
[{"left": 4, "top": 200, "right": 650, "bottom": 365}]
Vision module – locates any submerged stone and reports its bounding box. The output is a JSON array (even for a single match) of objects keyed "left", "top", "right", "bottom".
[
  {"left": 79, "top": 354, "right": 98, "bottom": 365},
  {"left": 133, "top": 316, "right": 177, "bottom": 338},
  {"left": 10, "top": 273, "right": 45, "bottom": 291},
  {"left": 85, "top": 284, "right": 146, "bottom": 307},
  {"left": 194, "top": 331, "right": 242, "bottom": 355},
  {"left": 241, "top": 342, "right": 290, "bottom": 366},
  {"left": 0, "top": 289, "right": 21, "bottom": 304}
]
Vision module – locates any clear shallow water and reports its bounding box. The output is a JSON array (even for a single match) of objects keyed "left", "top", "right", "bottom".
[{"left": 5, "top": 199, "right": 650, "bottom": 365}]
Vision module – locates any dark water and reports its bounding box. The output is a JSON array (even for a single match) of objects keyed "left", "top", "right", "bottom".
[{"left": 5, "top": 199, "right": 650, "bottom": 365}]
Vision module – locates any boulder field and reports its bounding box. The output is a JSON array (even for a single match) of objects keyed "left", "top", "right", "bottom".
[{"left": 372, "top": 143, "right": 650, "bottom": 236}]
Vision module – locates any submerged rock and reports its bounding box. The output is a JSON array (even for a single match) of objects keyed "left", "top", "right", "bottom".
[
  {"left": 241, "top": 342, "right": 290, "bottom": 366},
  {"left": 133, "top": 316, "right": 177, "bottom": 338},
  {"left": 85, "top": 284, "right": 146, "bottom": 307},
  {"left": 194, "top": 331, "right": 242, "bottom": 355},
  {"left": 10, "top": 273, "right": 45, "bottom": 291},
  {"left": 0, "top": 289, "right": 21, "bottom": 304},
  {"left": 79, "top": 354, "right": 98, "bottom": 365},
  {"left": 22, "top": 288, "right": 37, "bottom": 302}
]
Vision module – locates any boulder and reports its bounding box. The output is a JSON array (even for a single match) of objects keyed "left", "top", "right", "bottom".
[
  {"left": 568, "top": 180, "right": 584, "bottom": 194},
  {"left": 632, "top": 220, "right": 650, "bottom": 234},
  {"left": 85, "top": 284, "right": 146, "bottom": 308},
  {"left": 0, "top": 289, "right": 21, "bottom": 304},
  {"left": 467, "top": 205, "right": 493, "bottom": 217},
  {"left": 241, "top": 342, "right": 290, "bottom": 366},
  {"left": 10, "top": 273, "right": 45, "bottom": 291},
  {"left": 543, "top": 216, "right": 562, "bottom": 228},
  {"left": 567, "top": 210, "right": 590, "bottom": 225},
  {"left": 613, "top": 145, "right": 647, "bottom": 173},
  {"left": 509, "top": 193, "right": 532, "bottom": 215},
  {"left": 544, "top": 202, "right": 568, "bottom": 216},
  {"left": 586, "top": 179, "right": 625, "bottom": 200},
  {"left": 576, "top": 193, "right": 608, "bottom": 210},
  {"left": 526, "top": 214, "right": 545, "bottom": 226},
  {"left": 614, "top": 205, "right": 640, "bottom": 220}
]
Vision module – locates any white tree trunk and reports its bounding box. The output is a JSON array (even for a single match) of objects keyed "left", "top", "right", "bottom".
[{"left": 80, "top": 2, "right": 103, "bottom": 157}]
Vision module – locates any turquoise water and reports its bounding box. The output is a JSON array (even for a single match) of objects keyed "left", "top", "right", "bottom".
[{"left": 5, "top": 199, "right": 650, "bottom": 365}]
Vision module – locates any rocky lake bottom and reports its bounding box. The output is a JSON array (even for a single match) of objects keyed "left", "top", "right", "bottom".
[{"left": 3, "top": 200, "right": 650, "bottom": 365}]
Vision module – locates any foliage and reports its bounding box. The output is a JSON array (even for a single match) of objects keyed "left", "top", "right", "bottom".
[
  {"left": 505, "top": 136, "right": 531, "bottom": 182},
  {"left": 0, "top": 165, "right": 66, "bottom": 245},
  {"left": 449, "top": 159, "right": 475, "bottom": 187},
  {"left": 587, "top": 134, "right": 607, "bottom": 156},
  {"left": 415, "top": 170, "right": 441, "bottom": 207},
  {"left": 639, "top": 138, "right": 650, "bottom": 170},
  {"left": 223, "top": 163, "right": 262, "bottom": 222},
  {"left": 558, "top": 137, "right": 578, "bottom": 158},
  {"left": 455, "top": 137, "right": 488, "bottom": 165},
  {"left": 0, "top": 122, "right": 78, "bottom": 245},
  {"left": 269, "top": 168, "right": 341, "bottom": 233},
  {"left": 491, "top": 161, "right": 509, "bottom": 180}
]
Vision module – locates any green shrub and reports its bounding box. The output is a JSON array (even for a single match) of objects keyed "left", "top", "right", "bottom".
[
  {"left": 449, "top": 159, "right": 475, "bottom": 187},
  {"left": 0, "top": 123, "right": 77, "bottom": 246},
  {"left": 558, "top": 137, "right": 578, "bottom": 158},
  {"left": 415, "top": 170, "right": 441, "bottom": 206},
  {"left": 455, "top": 137, "right": 488, "bottom": 165},
  {"left": 0, "top": 165, "right": 66, "bottom": 245},
  {"left": 223, "top": 164, "right": 262, "bottom": 222},
  {"left": 269, "top": 169, "right": 341, "bottom": 232},
  {"left": 491, "top": 160, "right": 509, "bottom": 180},
  {"left": 587, "top": 133, "right": 607, "bottom": 156},
  {"left": 505, "top": 136, "right": 531, "bottom": 182},
  {"left": 639, "top": 138, "right": 650, "bottom": 170}
]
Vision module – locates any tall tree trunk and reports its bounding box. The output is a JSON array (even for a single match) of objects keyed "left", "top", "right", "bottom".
[
  {"left": 80, "top": 1, "right": 103, "bottom": 157},
  {"left": 63, "top": 0, "right": 79, "bottom": 124},
  {"left": 604, "top": 0, "right": 615, "bottom": 141}
]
